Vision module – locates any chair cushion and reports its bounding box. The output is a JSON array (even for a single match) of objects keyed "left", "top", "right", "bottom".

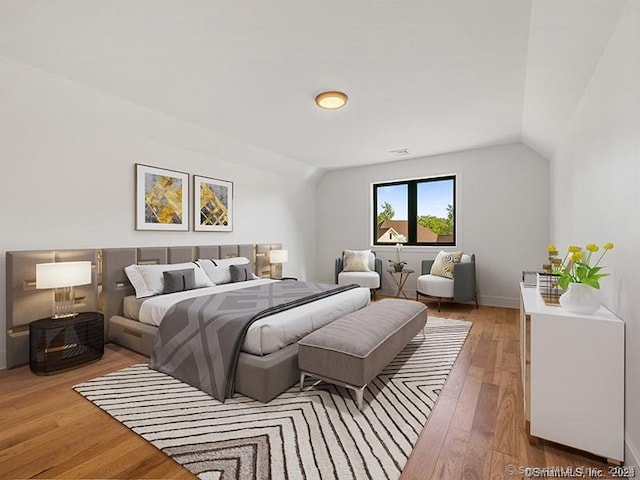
[
  {"left": 430, "top": 250, "right": 463, "bottom": 278},
  {"left": 342, "top": 249, "right": 374, "bottom": 272},
  {"left": 417, "top": 274, "right": 454, "bottom": 298},
  {"left": 338, "top": 271, "right": 380, "bottom": 289}
]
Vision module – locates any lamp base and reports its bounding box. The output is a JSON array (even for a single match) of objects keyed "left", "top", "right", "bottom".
[
  {"left": 53, "top": 286, "right": 77, "bottom": 319},
  {"left": 270, "top": 264, "right": 283, "bottom": 280}
]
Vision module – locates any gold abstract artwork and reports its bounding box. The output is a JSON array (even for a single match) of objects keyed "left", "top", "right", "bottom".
[
  {"left": 200, "top": 183, "right": 229, "bottom": 226},
  {"left": 145, "top": 174, "right": 183, "bottom": 224}
]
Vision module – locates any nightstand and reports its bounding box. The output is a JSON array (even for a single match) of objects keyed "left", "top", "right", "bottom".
[{"left": 29, "top": 311, "right": 104, "bottom": 375}]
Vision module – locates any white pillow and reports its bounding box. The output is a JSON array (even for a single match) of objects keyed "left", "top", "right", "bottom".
[
  {"left": 342, "top": 249, "right": 374, "bottom": 272},
  {"left": 124, "top": 262, "right": 214, "bottom": 298},
  {"left": 197, "top": 257, "right": 252, "bottom": 285},
  {"left": 124, "top": 264, "right": 150, "bottom": 298},
  {"left": 430, "top": 251, "right": 463, "bottom": 279}
]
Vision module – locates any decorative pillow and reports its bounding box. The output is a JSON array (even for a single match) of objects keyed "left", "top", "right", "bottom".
[
  {"left": 430, "top": 251, "right": 463, "bottom": 279},
  {"left": 342, "top": 249, "right": 373, "bottom": 272},
  {"left": 230, "top": 264, "right": 254, "bottom": 283},
  {"left": 124, "top": 262, "right": 214, "bottom": 298},
  {"left": 197, "top": 257, "right": 252, "bottom": 285},
  {"left": 163, "top": 269, "right": 196, "bottom": 294}
]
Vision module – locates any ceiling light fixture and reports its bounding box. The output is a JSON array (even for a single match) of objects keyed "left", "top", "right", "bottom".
[{"left": 315, "top": 91, "right": 348, "bottom": 109}]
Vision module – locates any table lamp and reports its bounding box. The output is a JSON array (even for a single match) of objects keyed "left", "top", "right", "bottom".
[
  {"left": 269, "top": 249, "right": 288, "bottom": 280},
  {"left": 36, "top": 261, "right": 92, "bottom": 318}
]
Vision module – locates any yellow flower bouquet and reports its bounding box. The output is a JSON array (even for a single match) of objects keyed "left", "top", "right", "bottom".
[{"left": 547, "top": 243, "right": 614, "bottom": 290}]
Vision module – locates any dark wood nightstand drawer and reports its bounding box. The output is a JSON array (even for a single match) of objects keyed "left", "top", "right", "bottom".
[{"left": 29, "top": 312, "right": 104, "bottom": 375}]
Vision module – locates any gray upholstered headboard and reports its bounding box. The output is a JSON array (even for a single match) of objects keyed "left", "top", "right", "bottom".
[{"left": 5, "top": 243, "right": 281, "bottom": 368}]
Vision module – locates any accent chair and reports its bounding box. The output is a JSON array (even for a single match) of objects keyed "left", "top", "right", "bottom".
[
  {"left": 335, "top": 249, "right": 382, "bottom": 299},
  {"left": 416, "top": 252, "right": 478, "bottom": 311}
]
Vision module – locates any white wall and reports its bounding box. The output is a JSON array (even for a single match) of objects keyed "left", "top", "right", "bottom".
[
  {"left": 316, "top": 143, "right": 550, "bottom": 307},
  {"left": 545, "top": 0, "right": 640, "bottom": 468},
  {"left": 0, "top": 56, "right": 318, "bottom": 370},
  {"left": 521, "top": 0, "right": 628, "bottom": 160}
]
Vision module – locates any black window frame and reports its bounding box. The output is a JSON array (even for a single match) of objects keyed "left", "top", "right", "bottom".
[{"left": 372, "top": 175, "right": 456, "bottom": 247}]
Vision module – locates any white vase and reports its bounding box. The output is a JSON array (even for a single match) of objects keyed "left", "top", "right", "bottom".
[{"left": 559, "top": 283, "right": 600, "bottom": 315}]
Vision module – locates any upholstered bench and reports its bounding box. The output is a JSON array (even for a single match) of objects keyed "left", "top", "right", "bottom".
[{"left": 298, "top": 298, "right": 428, "bottom": 410}]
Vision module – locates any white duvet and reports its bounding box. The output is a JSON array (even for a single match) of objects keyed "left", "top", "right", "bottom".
[{"left": 132, "top": 279, "right": 370, "bottom": 356}]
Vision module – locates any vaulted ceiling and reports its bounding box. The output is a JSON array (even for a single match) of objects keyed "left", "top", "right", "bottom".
[{"left": 0, "top": 0, "right": 630, "bottom": 172}]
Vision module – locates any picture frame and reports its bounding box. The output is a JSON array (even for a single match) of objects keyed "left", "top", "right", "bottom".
[
  {"left": 194, "top": 175, "right": 233, "bottom": 232},
  {"left": 135, "top": 163, "right": 189, "bottom": 231}
]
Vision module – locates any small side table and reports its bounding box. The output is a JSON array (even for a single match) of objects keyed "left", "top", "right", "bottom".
[
  {"left": 29, "top": 312, "right": 104, "bottom": 375},
  {"left": 387, "top": 269, "right": 415, "bottom": 299}
]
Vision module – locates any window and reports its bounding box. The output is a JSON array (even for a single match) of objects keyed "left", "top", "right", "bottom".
[{"left": 373, "top": 175, "right": 456, "bottom": 246}]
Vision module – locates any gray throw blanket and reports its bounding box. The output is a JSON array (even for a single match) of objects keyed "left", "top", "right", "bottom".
[{"left": 149, "top": 281, "right": 358, "bottom": 401}]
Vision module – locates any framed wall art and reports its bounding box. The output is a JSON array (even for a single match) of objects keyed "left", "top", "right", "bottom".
[
  {"left": 194, "top": 175, "right": 233, "bottom": 232},
  {"left": 135, "top": 164, "right": 189, "bottom": 231}
]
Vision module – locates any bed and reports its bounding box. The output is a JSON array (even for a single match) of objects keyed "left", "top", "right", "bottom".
[
  {"left": 123, "top": 279, "right": 368, "bottom": 356},
  {"left": 5, "top": 244, "right": 370, "bottom": 401},
  {"left": 101, "top": 244, "right": 370, "bottom": 402}
]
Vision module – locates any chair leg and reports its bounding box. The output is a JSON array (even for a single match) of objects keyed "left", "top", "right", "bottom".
[{"left": 437, "top": 297, "right": 441, "bottom": 312}]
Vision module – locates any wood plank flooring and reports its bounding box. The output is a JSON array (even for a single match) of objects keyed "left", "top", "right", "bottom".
[
  {"left": 401, "top": 301, "right": 611, "bottom": 480},
  {"left": 0, "top": 303, "right": 612, "bottom": 479}
]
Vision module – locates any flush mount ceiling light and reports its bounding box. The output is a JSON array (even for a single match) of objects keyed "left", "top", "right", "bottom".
[{"left": 315, "top": 91, "right": 348, "bottom": 109}]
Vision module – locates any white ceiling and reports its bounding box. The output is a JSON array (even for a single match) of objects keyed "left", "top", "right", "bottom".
[{"left": 0, "top": 0, "right": 629, "bottom": 172}]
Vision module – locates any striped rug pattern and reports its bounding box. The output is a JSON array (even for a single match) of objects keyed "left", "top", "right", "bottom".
[{"left": 74, "top": 318, "right": 471, "bottom": 480}]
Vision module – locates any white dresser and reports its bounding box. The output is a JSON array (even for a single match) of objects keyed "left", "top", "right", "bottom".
[{"left": 519, "top": 283, "right": 624, "bottom": 463}]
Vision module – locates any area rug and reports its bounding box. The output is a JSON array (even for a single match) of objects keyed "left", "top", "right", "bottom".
[{"left": 74, "top": 318, "right": 471, "bottom": 480}]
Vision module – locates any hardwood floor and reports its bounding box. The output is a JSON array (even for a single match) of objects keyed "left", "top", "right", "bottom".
[
  {"left": 402, "top": 301, "right": 611, "bottom": 480},
  {"left": 0, "top": 304, "right": 612, "bottom": 479}
]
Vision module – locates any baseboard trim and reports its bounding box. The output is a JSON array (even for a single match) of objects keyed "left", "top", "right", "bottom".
[
  {"left": 378, "top": 289, "right": 518, "bottom": 309},
  {"left": 478, "top": 295, "right": 519, "bottom": 309},
  {"left": 626, "top": 433, "right": 640, "bottom": 468}
]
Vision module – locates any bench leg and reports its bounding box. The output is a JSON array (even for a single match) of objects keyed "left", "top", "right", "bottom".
[
  {"left": 299, "top": 372, "right": 306, "bottom": 392},
  {"left": 351, "top": 385, "right": 365, "bottom": 411},
  {"left": 300, "top": 371, "right": 367, "bottom": 410}
]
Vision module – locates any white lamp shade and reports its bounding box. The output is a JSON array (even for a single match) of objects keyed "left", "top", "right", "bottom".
[
  {"left": 269, "top": 249, "right": 288, "bottom": 264},
  {"left": 36, "top": 261, "right": 92, "bottom": 289}
]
